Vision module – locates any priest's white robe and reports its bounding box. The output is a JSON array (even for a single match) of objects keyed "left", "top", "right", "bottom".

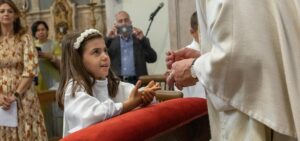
[{"left": 195, "top": 0, "right": 300, "bottom": 140}]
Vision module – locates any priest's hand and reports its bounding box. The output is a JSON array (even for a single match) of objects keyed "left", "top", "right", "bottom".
[
  {"left": 166, "top": 48, "right": 201, "bottom": 69},
  {"left": 167, "top": 58, "right": 198, "bottom": 90}
]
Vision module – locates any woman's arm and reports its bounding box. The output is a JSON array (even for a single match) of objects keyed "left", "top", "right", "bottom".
[
  {"left": 15, "top": 77, "right": 34, "bottom": 94},
  {"left": 38, "top": 52, "right": 61, "bottom": 69},
  {"left": 8, "top": 34, "right": 38, "bottom": 107}
]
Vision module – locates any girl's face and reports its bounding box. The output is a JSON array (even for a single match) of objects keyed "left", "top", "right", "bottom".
[
  {"left": 35, "top": 24, "right": 48, "bottom": 41},
  {"left": 0, "top": 3, "right": 16, "bottom": 26},
  {"left": 82, "top": 38, "right": 110, "bottom": 80}
]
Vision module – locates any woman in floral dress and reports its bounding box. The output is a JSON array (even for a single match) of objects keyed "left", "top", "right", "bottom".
[{"left": 0, "top": 0, "right": 47, "bottom": 140}]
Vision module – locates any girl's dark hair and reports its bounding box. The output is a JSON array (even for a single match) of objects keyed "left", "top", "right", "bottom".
[
  {"left": 107, "top": 69, "right": 120, "bottom": 98},
  {"left": 57, "top": 31, "right": 120, "bottom": 110},
  {"left": 0, "top": 0, "right": 26, "bottom": 38},
  {"left": 31, "top": 20, "right": 49, "bottom": 38}
]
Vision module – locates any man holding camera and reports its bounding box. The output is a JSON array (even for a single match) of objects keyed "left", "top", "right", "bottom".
[{"left": 106, "top": 11, "right": 157, "bottom": 84}]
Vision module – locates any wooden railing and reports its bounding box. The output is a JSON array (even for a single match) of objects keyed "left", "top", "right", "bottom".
[
  {"left": 37, "top": 89, "right": 183, "bottom": 104},
  {"left": 38, "top": 90, "right": 56, "bottom": 104},
  {"left": 139, "top": 74, "right": 174, "bottom": 90},
  {"left": 155, "top": 90, "right": 183, "bottom": 102}
]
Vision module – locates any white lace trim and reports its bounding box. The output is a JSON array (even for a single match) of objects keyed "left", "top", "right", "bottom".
[{"left": 73, "top": 29, "right": 102, "bottom": 49}]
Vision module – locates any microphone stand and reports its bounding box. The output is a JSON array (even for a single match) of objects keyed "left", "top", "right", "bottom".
[
  {"left": 146, "top": 10, "right": 158, "bottom": 37},
  {"left": 145, "top": 19, "right": 154, "bottom": 37},
  {"left": 145, "top": 3, "right": 164, "bottom": 37}
]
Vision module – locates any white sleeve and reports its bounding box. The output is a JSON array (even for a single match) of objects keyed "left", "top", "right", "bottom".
[{"left": 64, "top": 86, "right": 122, "bottom": 134}]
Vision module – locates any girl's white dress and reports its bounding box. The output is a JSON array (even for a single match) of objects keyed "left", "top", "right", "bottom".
[{"left": 63, "top": 79, "right": 134, "bottom": 136}]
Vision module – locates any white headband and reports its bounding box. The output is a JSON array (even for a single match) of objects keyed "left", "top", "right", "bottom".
[{"left": 73, "top": 29, "right": 102, "bottom": 49}]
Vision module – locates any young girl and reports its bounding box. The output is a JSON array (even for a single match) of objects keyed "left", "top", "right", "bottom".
[{"left": 57, "top": 29, "right": 160, "bottom": 137}]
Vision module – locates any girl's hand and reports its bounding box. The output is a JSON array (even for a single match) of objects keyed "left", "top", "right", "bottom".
[
  {"left": 140, "top": 81, "right": 161, "bottom": 106},
  {"left": 128, "top": 80, "right": 142, "bottom": 103},
  {"left": 122, "top": 80, "right": 143, "bottom": 113}
]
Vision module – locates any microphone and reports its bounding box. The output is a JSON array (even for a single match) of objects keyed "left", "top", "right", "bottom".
[{"left": 149, "top": 2, "right": 164, "bottom": 21}]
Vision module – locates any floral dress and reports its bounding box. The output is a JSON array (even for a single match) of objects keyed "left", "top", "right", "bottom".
[{"left": 0, "top": 34, "right": 47, "bottom": 141}]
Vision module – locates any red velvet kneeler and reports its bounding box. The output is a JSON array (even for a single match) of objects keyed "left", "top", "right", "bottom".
[{"left": 61, "top": 98, "right": 207, "bottom": 141}]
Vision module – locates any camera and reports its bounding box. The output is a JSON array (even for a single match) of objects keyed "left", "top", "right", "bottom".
[{"left": 117, "top": 25, "right": 133, "bottom": 35}]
